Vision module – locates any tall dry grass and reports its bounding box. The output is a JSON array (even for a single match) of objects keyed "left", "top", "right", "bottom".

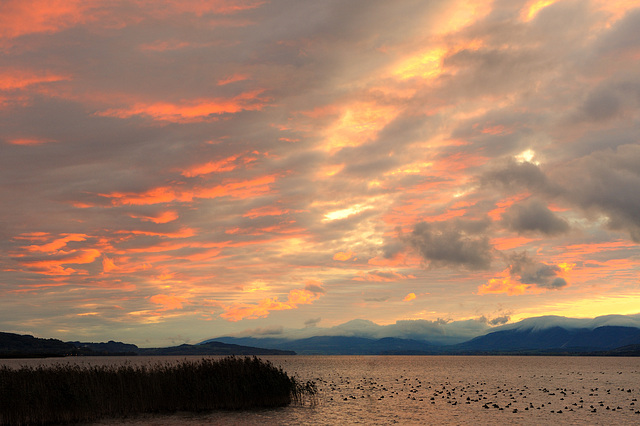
[{"left": 0, "top": 356, "right": 316, "bottom": 425}]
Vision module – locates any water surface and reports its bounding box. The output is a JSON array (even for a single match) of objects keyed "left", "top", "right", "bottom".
[{"left": 3, "top": 355, "right": 639, "bottom": 425}]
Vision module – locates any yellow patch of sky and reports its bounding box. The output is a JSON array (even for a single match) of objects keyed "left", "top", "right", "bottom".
[
  {"left": 319, "top": 163, "right": 344, "bottom": 177},
  {"left": 385, "top": 161, "right": 433, "bottom": 176},
  {"left": 322, "top": 103, "right": 399, "bottom": 152},
  {"left": 515, "top": 148, "right": 538, "bottom": 164},
  {"left": 323, "top": 203, "right": 374, "bottom": 222},
  {"left": 403, "top": 292, "right": 417, "bottom": 302},
  {"left": 243, "top": 280, "right": 271, "bottom": 293},
  {"left": 430, "top": 0, "right": 492, "bottom": 35},
  {"left": 274, "top": 237, "right": 309, "bottom": 254},
  {"left": 521, "top": 0, "right": 558, "bottom": 22},
  {"left": 393, "top": 46, "right": 448, "bottom": 81},
  {"left": 391, "top": 0, "right": 490, "bottom": 82},
  {"left": 367, "top": 179, "right": 383, "bottom": 189}
]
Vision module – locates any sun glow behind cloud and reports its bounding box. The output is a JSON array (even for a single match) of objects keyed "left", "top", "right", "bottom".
[{"left": 0, "top": 0, "right": 639, "bottom": 345}]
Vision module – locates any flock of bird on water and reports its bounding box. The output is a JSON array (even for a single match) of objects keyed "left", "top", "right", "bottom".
[{"left": 312, "top": 372, "right": 640, "bottom": 418}]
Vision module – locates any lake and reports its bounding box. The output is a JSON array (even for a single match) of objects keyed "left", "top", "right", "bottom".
[{"left": 2, "top": 355, "right": 639, "bottom": 425}]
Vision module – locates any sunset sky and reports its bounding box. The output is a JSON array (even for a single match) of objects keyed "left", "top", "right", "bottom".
[{"left": 2, "top": 0, "right": 640, "bottom": 347}]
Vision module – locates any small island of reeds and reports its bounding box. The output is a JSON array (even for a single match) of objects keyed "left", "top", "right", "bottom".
[{"left": 0, "top": 356, "right": 317, "bottom": 425}]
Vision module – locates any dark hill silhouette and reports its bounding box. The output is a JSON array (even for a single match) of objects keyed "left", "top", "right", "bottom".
[
  {"left": 454, "top": 326, "right": 640, "bottom": 352},
  {"left": 0, "top": 332, "right": 295, "bottom": 358},
  {"left": 137, "top": 341, "right": 294, "bottom": 356},
  {"left": 0, "top": 332, "right": 75, "bottom": 358},
  {"left": 212, "top": 335, "right": 439, "bottom": 355}
]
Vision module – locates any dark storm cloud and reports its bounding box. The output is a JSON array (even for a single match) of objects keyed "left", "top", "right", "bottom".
[
  {"left": 480, "top": 160, "right": 553, "bottom": 193},
  {"left": 507, "top": 252, "right": 567, "bottom": 290},
  {"left": 579, "top": 77, "right": 640, "bottom": 123},
  {"left": 501, "top": 199, "right": 569, "bottom": 236},
  {"left": 405, "top": 219, "right": 493, "bottom": 270},
  {"left": 553, "top": 143, "right": 640, "bottom": 242}
]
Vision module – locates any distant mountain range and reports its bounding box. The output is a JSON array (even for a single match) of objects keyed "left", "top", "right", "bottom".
[
  {"left": 209, "top": 326, "right": 640, "bottom": 356},
  {"left": 3, "top": 315, "right": 640, "bottom": 358},
  {"left": 208, "top": 315, "right": 640, "bottom": 356}
]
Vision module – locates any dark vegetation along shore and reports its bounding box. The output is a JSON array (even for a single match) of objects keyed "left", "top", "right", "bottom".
[{"left": 0, "top": 356, "right": 317, "bottom": 426}]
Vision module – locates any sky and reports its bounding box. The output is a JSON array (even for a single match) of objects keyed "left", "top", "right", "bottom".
[{"left": 1, "top": 0, "right": 640, "bottom": 347}]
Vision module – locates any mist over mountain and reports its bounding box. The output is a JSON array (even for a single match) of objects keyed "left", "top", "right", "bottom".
[
  {"left": 207, "top": 314, "right": 640, "bottom": 355},
  {"left": 213, "top": 317, "right": 497, "bottom": 346}
]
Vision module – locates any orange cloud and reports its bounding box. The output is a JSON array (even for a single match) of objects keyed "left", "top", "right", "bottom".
[
  {"left": 97, "top": 90, "right": 268, "bottom": 123},
  {"left": 0, "top": 0, "right": 92, "bottom": 40},
  {"left": 102, "top": 255, "right": 116, "bottom": 272},
  {"left": 0, "top": 0, "right": 264, "bottom": 41},
  {"left": 490, "top": 236, "right": 536, "bottom": 251},
  {"left": 478, "top": 270, "right": 532, "bottom": 296},
  {"left": 479, "top": 260, "right": 573, "bottom": 296},
  {"left": 103, "top": 186, "right": 191, "bottom": 206},
  {"left": 181, "top": 155, "right": 239, "bottom": 177},
  {"left": 144, "top": 0, "right": 266, "bottom": 17},
  {"left": 403, "top": 292, "right": 416, "bottom": 302},
  {"left": 243, "top": 205, "right": 289, "bottom": 219},
  {"left": 368, "top": 252, "right": 420, "bottom": 268},
  {"left": 0, "top": 69, "right": 70, "bottom": 90},
  {"left": 217, "top": 73, "right": 249, "bottom": 85},
  {"left": 115, "top": 227, "right": 196, "bottom": 239},
  {"left": 102, "top": 174, "right": 277, "bottom": 206},
  {"left": 488, "top": 193, "right": 531, "bottom": 221},
  {"left": 561, "top": 240, "right": 637, "bottom": 257},
  {"left": 322, "top": 102, "right": 400, "bottom": 152},
  {"left": 149, "top": 294, "right": 185, "bottom": 311},
  {"left": 128, "top": 210, "right": 179, "bottom": 224},
  {"left": 196, "top": 174, "right": 277, "bottom": 199},
  {"left": 138, "top": 40, "right": 197, "bottom": 52},
  {"left": 24, "top": 233, "right": 88, "bottom": 253},
  {"left": 354, "top": 270, "right": 415, "bottom": 282},
  {"left": 333, "top": 250, "right": 355, "bottom": 261},
  {"left": 19, "top": 248, "right": 101, "bottom": 276},
  {"left": 12, "top": 232, "right": 50, "bottom": 242},
  {"left": 6, "top": 137, "right": 57, "bottom": 146},
  {"left": 220, "top": 287, "right": 321, "bottom": 321},
  {"left": 435, "top": 151, "right": 488, "bottom": 174}
]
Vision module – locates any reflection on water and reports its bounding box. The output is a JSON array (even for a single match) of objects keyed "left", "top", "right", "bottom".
[{"left": 3, "top": 355, "right": 639, "bottom": 425}]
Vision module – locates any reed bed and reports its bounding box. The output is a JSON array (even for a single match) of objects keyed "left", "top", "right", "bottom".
[{"left": 0, "top": 356, "right": 317, "bottom": 425}]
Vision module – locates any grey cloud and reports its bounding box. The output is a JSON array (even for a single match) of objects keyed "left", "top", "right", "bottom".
[
  {"left": 488, "top": 315, "right": 510, "bottom": 326},
  {"left": 235, "top": 325, "right": 284, "bottom": 337},
  {"left": 507, "top": 252, "right": 567, "bottom": 290},
  {"left": 443, "top": 47, "right": 547, "bottom": 97},
  {"left": 304, "top": 317, "right": 321, "bottom": 328},
  {"left": 480, "top": 160, "right": 552, "bottom": 193},
  {"left": 594, "top": 7, "right": 640, "bottom": 57},
  {"left": 405, "top": 219, "right": 493, "bottom": 270},
  {"left": 502, "top": 199, "right": 569, "bottom": 235},
  {"left": 579, "top": 78, "right": 640, "bottom": 123},
  {"left": 305, "top": 283, "right": 326, "bottom": 294},
  {"left": 552, "top": 143, "right": 640, "bottom": 241},
  {"left": 363, "top": 296, "right": 390, "bottom": 302}
]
